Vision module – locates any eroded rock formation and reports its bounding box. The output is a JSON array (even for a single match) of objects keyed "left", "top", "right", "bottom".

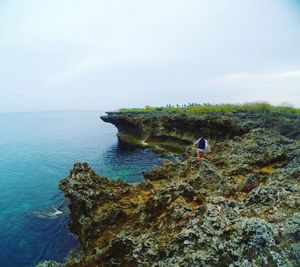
[
  {"left": 41, "top": 111, "right": 300, "bottom": 266},
  {"left": 100, "top": 111, "right": 300, "bottom": 153}
]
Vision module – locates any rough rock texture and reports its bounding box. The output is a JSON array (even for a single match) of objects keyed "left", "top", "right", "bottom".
[
  {"left": 100, "top": 111, "right": 300, "bottom": 153},
  {"left": 51, "top": 112, "right": 300, "bottom": 266}
]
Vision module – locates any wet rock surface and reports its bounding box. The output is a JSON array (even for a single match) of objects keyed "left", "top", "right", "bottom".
[{"left": 44, "top": 112, "right": 300, "bottom": 266}]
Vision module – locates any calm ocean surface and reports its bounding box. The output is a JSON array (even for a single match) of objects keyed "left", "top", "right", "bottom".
[{"left": 0, "top": 111, "right": 165, "bottom": 267}]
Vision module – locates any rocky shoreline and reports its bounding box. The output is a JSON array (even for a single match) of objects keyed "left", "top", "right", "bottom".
[
  {"left": 101, "top": 111, "right": 300, "bottom": 154},
  {"left": 38, "top": 111, "right": 300, "bottom": 267}
]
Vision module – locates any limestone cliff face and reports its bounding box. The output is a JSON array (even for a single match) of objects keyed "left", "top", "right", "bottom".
[
  {"left": 41, "top": 111, "right": 300, "bottom": 267},
  {"left": 100, "top": 111, "right": 300, "bottom": 153}
]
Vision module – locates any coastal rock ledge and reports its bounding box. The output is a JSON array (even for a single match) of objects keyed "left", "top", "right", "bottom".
[{"left": 39, "top": 111, "right": 300, "bottom": 267}]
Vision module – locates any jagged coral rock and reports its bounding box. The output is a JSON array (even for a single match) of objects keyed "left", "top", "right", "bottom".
[{"left": 44, "top": 111, "right": 300, "bottom": 267}]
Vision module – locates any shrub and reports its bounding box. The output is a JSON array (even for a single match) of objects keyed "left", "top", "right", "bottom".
[{"left": 118, "top": 102, "right": 300, "bottom": 115}]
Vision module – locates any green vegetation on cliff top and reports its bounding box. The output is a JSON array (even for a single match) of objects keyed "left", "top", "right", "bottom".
[{"left": 118, "top": 102, "right": 300, "bottom": 114}]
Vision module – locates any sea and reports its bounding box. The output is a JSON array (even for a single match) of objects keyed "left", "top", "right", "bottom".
[{"left": 0, "top": 111, "right": 166, "bottom": 267}]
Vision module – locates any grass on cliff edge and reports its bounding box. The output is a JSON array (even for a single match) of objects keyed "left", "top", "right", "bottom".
[{"left": 118, "top": 103, "right": 300, "bottom": 115}]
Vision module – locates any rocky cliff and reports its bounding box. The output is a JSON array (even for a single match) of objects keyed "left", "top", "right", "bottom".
[
  {"left": 40, "top": 111, "right": 300, "bottom": 267},
  {"left": 100, "top": 111, "right": 300, "bottom": 154}
]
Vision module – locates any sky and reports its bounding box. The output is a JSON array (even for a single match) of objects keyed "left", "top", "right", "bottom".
[{"left": 1, "top": 0, "right": 300, "bottom": 112}]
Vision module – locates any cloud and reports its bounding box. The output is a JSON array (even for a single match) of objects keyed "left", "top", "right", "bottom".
[
  {"left": 47, "top": 57, "right": 103, "bottom": 82},
  {"left": 1, "top": 0, "right": 300, "bottom": 111},
  {"left": 212, "top": 70, "right": 300, "bottom": 85},
  {"left": 206, "top": 69, "right": 300, "bottom": 106},
  {"left": 46, "top": 49, "right": 147, "bottom": 82}
]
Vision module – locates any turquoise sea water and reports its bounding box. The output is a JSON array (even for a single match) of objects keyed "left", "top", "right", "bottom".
[{"left": 0, "top": 111, "right": 165, "bottom": 267}]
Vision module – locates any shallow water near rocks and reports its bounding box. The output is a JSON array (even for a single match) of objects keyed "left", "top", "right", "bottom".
[{"left": 0, "top": 111, "right": 165, "bottom": 267}]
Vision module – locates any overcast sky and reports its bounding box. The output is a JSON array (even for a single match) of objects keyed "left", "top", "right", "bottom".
[{"left": 1, "top": 0, "right": 300, "bottom": 112}]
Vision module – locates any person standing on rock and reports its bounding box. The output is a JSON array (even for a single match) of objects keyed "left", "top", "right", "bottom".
[{"left": 194, "top": 137, "right": 209, "bottom": 161}]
